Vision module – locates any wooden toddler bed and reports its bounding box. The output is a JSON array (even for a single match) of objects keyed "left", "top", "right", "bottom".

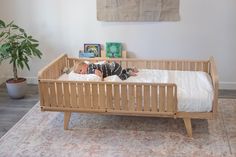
[{"left": 38, "top": 54, "right": 218, "bottom": 137}]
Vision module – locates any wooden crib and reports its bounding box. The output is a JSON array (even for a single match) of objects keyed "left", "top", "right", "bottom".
[{"left": 38, "top": 54, "right": 218, "bottom": 137}]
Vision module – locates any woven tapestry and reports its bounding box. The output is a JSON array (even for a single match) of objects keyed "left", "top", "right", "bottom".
[{"left": 97, "top": 0, "right": 180, "bottom": 22}]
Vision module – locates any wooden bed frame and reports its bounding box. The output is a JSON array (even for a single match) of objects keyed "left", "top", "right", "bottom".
[{"left": 38, "top": 54, "right": 218, "bottom": 137}]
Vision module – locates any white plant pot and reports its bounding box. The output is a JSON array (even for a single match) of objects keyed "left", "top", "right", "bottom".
[{"left": 6, "top": 78, "right": 27, "bottom": 99}]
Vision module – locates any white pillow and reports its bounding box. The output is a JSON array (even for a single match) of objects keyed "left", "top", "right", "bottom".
[{"left": 68, "top": 71, "right": 102, "bottom": 81}]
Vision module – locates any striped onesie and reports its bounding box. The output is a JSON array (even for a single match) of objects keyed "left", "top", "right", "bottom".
[{"left": 87, "top": 62, "right": 133, "bottom": 80}]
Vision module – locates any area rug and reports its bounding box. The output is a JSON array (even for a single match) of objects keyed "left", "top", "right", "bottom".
[{"left": 0, "top": 99, "right": 235, "bottom": 157}]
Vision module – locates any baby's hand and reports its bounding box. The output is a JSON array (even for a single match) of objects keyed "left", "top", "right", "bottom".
[{"left": 95, "top": 69, "right": 102, "bottom": 77}]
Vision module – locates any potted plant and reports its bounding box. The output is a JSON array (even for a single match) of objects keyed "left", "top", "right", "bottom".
[{"left": 0, "top": 19, "right": 42, "bottom": 98}]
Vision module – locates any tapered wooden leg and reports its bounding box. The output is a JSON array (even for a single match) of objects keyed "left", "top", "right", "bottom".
[
  {"left": 64, "top": 112, "right": 71, "bottom": 130},
  {"left": 183, "top": 118, "right": 192, "bottom": 137}
]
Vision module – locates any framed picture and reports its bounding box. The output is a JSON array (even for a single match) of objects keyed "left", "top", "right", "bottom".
[
  {"left": 84, "top": 44, "right": 101, "bottom": 57},
  {"left": 106, "top": 42, "right": 122, "bottom": 58}
]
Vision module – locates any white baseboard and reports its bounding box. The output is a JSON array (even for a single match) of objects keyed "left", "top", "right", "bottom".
[
  {"left": 0, "top": 77, "right": 6, "bottom": 85},
  {"left": 25, "top": 77, "right": 38, "bottom": 84},
  {"left": 219, "top": 82, "right": 236, "bottom": 90},
  {"left": 0, "top": 77, "right": 38, "bottom": 85}
]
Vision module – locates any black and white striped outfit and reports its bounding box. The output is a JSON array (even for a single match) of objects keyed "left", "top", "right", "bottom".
[{"left": 87, "top": 62, "right": 132, "bottom": 80}]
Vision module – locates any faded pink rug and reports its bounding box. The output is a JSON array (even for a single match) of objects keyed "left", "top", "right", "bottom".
[{"left": 0, "top": 99, "right": 235, "bottom": 157}]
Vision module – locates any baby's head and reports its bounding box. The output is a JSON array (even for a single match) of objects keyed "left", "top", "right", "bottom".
[{"left": 73, "top": 61, "right": 88, "bottom": 74}]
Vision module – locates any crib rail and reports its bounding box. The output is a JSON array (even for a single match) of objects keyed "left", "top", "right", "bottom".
[
  {"left": 68, "top": 57, "right": 210, "bottom": 73},
  {"left": 38, "top": 54, "right": 68, "bottom": 79},
  {"left": 39, "top": 80, "right": 177, "bottom": 117}
]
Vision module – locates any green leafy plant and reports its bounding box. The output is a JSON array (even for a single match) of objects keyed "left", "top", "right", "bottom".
[{"left": 0, "top": 19, "right": 42, "bottom": 81}]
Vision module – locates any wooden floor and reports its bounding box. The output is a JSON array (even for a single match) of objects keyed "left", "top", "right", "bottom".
[
  {"left": 0, "top": 84, "right": 38, "bottom": 138},
  {"left": 0, "top": 83, "right": 235, "bottom": 138}
]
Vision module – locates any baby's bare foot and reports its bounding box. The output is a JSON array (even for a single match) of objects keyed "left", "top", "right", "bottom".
[
  {"left": 129, "top": 72, "right": 137, "bottom": 76},
  {"left": 132, "top": 67, "right": 139, "bottom": 73}
]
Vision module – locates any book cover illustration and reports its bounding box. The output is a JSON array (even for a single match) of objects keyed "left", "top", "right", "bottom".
[
  {"left": 106, "top": 42, "right": 122, "bottom": 58},
  {"left": 84, "top": 44, "right": 101, "bottom": 57}
]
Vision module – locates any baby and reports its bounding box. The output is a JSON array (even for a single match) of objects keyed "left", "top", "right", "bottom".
[{"left": 74, "top": 61, "right": 138, "bottom": 80}]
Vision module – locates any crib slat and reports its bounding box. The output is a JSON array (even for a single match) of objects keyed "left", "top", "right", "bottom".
[
  {"left": 84, "top": 84, "right": 91, "bottom": 109},
  {"left": 159, "top": 86, "right": 165, "bottom": 112},
  {"left": 144, "top": 85, "right": 150, "bottom": 111},
  {"left": 64, "top": 83, "right": 70, "bottom": 108},
  {"left": 99, "top": 84, "right": 106, "bottom": 109},
  {"left": 203, "top": 62, "right": 209, "bottom": 73},
  {"left": 106, "top": 84, "right": 113, "bottom": 109},
  {"left": 170, "top": 61, "right": 176, "bottom": 70},
  {"left": 165, "top": 61, "right": 170, "bottom": 70},
  {"left": 146, "top": 61, "right": 151, "bottom": 69},
  {"left": 92, "top": 84, "right": 98, "bottom": 109},
  {"left": 49, "top": 82, "right": 57, "bottom": 107},
  {"left": 190, "top": 62, "right": 196, "bottom": 71},
  {"left": 183, "top": 61, "right": 189, "bottom": 71},
  {"left": 78, "top": 84, "right": 84, "bottom": 108},
  {"left": 121, "top": 84, "right": 128, "bottom": 110},
  {"left": 167, "top": 86, "right": 174, "bottom": 112},
  {"left": 41, "top": 82, "right": 50, "bottom": 107},
  {"left": 177, "top": 62, "right": 183, "bottom": 70},
  {"left": 70, "top": 83, "right": 77, "bottom": 108},
  {"left": 151, "top": 61, "right": 157, "bottom": 69},
  {"left": 128, "top": 84, "right": 135, "bottom": 111},
  {"left": 196, "top": 62, "right": 202, "bottom": 71},
  {"left": 151, "top": 85, "right": 158, "bottom": 112},
  {"left": 114, "top": 84, "right": 120, "bottom": 110},
  {"left": 159, "top": 61, "right": 165, "bottom": 70},
  {"left": 56, "top": 83, "right": 63, "bottom": 107},
  {"left": 136, "top": 85, "right": 142, "bottom": 111}
]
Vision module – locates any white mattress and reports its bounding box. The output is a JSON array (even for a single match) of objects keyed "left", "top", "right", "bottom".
[{"left": 59, "top": 70, "right": 214, "bottom": 112}]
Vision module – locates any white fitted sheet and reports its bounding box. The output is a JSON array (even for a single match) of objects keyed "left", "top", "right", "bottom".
[{"left": 59, "top": 69, "right": 214, "bottom": 112}]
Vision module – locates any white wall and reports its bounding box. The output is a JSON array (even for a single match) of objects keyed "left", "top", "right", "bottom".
[{"left": 0, "top": 0, "right": 236, "bottom": 89}]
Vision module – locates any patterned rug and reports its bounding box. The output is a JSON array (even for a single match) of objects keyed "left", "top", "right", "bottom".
[{"left": 0, "top": 99, "right": 235, "bottom": 157}]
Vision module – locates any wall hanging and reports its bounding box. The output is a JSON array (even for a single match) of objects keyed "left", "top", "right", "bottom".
[{"left": 97, "top": 0, "right": 180, "bottom": 22}]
